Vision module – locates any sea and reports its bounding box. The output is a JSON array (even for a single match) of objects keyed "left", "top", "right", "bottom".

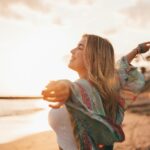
[{"left": 0, "top": 99, "right": 51, "bottom": 144}]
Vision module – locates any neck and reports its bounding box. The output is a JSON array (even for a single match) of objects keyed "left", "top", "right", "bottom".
[{"left": 78, "top": 71, "right": 88, "bottom": 79}]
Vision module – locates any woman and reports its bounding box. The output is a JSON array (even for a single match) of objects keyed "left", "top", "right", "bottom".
[{"left": 42, "top": 34, "right": 150, "bottom": 150}]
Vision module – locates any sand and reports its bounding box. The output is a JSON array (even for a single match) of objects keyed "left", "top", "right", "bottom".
[
  {"left": 0, "top": 130, "right": 58, "bottom": 150},
  {"left": 114, "top": 112, "right": 150, "bottom": 150},
  {"left": 0, "top": 111, "right": 150, "bottom": 150}
]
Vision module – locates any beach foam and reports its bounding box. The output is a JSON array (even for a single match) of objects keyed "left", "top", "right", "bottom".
[{"left": 0, "top": 99, "right": 51, "bottom": 143}]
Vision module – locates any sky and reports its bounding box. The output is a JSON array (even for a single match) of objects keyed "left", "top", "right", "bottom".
[{"left": 0, "top": 0, "right": 150, "bottom": 96}]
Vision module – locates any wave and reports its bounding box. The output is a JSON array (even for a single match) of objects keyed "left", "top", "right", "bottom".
[
  {"left": 0, "top": 99, "right": 47, "bottom": 117},
  {"left": 0, "top": 108, "right": 44, "bottom": 117}
]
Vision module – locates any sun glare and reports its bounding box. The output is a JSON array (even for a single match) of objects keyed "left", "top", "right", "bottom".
[{"left": 0, "top": 25, "right": 78, "bottom": 96}]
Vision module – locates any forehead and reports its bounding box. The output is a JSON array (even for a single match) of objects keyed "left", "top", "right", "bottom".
[{"left": 78, "top": 36, "right": 87, "bottom": 47}]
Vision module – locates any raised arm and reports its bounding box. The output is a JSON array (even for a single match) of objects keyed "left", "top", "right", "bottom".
[{"left": 126, "top": 41, "right": 150, "bottom": 63}]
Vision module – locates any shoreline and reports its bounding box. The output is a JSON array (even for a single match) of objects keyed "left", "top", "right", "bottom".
[
  {"left": 0, "top": 109, "right": 51, "bottom": 144},
  {"left": 0, "top": 111, "right": 150, "bottom": 150},
  {"left": 0, "top": 96, "right": 42, "bottom": 100}
]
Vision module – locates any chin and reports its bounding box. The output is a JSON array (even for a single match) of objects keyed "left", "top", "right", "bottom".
[
  {"left": 68, "top": 63, "right": 74, "bottom": 70},
  {"left": 68, "top": 63, "right": 77, "bottom": 72}
]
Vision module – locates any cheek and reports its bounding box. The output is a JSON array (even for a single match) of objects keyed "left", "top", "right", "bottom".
[
  {"left": 76, "top": 54, "right": 85, "bottom": 67},
  {"left": 78, "top": 56, "right": 84, "bottom": 64}
]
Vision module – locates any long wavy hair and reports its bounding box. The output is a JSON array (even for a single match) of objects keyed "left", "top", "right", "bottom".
[{"left": 83, "top": 34, "right": 119, "bottom": 120}]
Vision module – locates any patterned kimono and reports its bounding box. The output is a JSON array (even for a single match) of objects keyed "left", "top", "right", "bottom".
[{"left": 65, "top": 57, "right": 145, "bottom": 150}]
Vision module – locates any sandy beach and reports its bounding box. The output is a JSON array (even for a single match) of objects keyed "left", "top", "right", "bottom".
[
  {"left": 0, "top": 111, "right": 150, "bottom": 150},
  {"left": 0, "top": 130, "right": 58, "bottom": 150},
  {"left": 0, "top": 89, "right": 150, "bottom": 150}
]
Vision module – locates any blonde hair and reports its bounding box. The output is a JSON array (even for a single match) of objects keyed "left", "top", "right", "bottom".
[{"left": 83, "top": 34, "right": 119, "bottom": 119}]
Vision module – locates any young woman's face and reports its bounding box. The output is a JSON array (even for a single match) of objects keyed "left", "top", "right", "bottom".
[{"left": 68, "top": 36, "right": 87, "bottom": 76}]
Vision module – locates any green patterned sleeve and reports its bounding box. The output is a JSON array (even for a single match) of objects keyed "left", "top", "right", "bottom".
[{"left": 117, "top": 56, "right": 145, "bottom": 109}]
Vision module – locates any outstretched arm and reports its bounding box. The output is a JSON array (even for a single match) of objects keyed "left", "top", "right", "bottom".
[{"left": 126, "top": 41, "right": 150, "bottom": 63}]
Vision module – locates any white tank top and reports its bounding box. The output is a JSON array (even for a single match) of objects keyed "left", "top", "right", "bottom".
[{"left": 48, "top": 106, "right": 78, "bottom": 150}]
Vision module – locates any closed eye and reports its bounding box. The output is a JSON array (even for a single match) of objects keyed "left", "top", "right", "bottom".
[{"left": 78, "top": 44, "right": 84, "bottom": 50}]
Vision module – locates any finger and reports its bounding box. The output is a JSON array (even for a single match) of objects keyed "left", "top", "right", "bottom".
[
  {"left": 45, "top": 83, "right": 65, "bottom": 95},
  {"left": 48, "top": 102, "right": 64, "bottom": 109},
  {"left": 41, "top": 90, "right": 53, "bottom": 97},
  {"left": 43, "top": 96, "right": 56, "bottom": 102},
  {"left": 42, "top": 89, "right": 59, "bottom": 98},
  {"left": 45, "top": 85, "right": 57, "bottom": 92},
  {"left": 49, "top": 88, "right": 70, "bottom": 98},
  {"left": 43, "top": 94, "right": 67, "bottom": 102},
  {"left": 43, "top": 86, "right": 70, "bottom": 98},
  {"left": 41, "top": 90, "right": 49, "bottom": 96},
  {"left": 141, "top": 41, "right": 150, "bottom": 45},
  {"left": 51, "top": 96, "right": 68, "bottom": 102},
  {"left": 49, "top": 83, "right": 67, "bottom": 91},
  {"left": 144, "top": 41, "right": 150, "bottom": 44},
  {"left": 46, "top": 80, "right": 57, "bottom": 89},
  {"left": 42, "top": 89, "right": 61, "bottom": 98},
  {"left": 146, "top": 43, "right": 150, "bottom": 47}
]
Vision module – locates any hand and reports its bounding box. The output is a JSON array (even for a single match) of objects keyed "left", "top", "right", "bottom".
[
  {"left": 138, "top": 41, "right": 150, "bottom": 53},
  {"left": 126, "top": 41, "right": 150, "bottom": 63},
  {"left": 41, "top": 80, "right": 71, "bottom": 106}
]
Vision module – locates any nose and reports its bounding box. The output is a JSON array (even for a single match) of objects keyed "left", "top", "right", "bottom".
[{"left": 70, "top": 48, "right": 76, "bottom": 54}]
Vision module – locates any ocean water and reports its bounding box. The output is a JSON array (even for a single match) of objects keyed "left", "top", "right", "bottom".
[
  {"left": 0, "top": 99, "right": 46, "bottom": 116},
  {"left": 0, "top": 99, "right": 51, "bottom": 143}
]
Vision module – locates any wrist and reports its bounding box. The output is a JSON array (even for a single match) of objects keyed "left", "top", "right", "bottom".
[
  {"left": 135, "top": 46, "right": 140, "bottom": 55},
  {"left": 137, "top": 44, "right": 146, "bottom": 53}
]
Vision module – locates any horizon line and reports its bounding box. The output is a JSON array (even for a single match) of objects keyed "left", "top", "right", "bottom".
[{"left": 0, "top": 96, "right": 43, "bottom": 99}]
